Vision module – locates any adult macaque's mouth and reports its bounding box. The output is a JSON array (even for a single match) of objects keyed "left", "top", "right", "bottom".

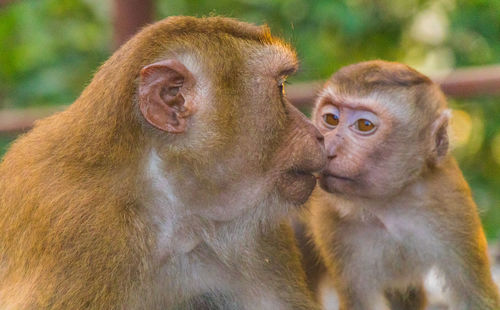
[
  {"left": 290, "top": 169, "right": 313, "bottom": 176},
  {"left": 276, "top": 169, "right": 318, "bottom": 205},
  {"left": 291, "top": 170, "right": 316, "bottom": 182},
  {"left": 288, "top": 169, "right": 318, "bottom": 184}
]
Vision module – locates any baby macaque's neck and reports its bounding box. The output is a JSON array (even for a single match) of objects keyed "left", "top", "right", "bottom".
[
  {"left": 330, "top": 161, "right": 463, "bottom": 228},
  {"left": 330, "top": 178, "right": 431, "bottom": 223}
]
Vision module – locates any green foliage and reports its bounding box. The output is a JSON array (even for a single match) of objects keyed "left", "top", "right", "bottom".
[
  {"left": 0, "top": 137, "right": 14, "bottom": 155},
  {"left": 0, "top": 0, "right": 110, "bottom": 109},
  {"left": 449, "top": 0, "right": 500, "bottom": 66},
  {"left": 0, "top": 0, "right": 499, "bottom": 238},
  {"left": 451, "top": 97, "right": 500, "bottom": 239},
  {"left": 157, "top": 0, "right": 420, "bottom": 81}
]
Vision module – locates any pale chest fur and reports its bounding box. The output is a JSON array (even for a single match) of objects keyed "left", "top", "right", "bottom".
[
  {"left": 144, "top": 149, "right": 268, "bottom": 256},
  {"left": 141, "top": 149, "right": 282, "bottom": 306},
  {"left": 323, "top": 191, "right": 443, "bottom": 289}
]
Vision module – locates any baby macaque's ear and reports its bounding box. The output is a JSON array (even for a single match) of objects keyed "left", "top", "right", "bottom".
[{"left": 429, "top": 109, "right": 451, "bottom": 165}]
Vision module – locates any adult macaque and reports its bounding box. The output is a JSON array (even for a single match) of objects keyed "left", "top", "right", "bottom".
[
  {"left": 0, "top": 17, "right": 325, "bottom": 309},
  {"left": 300, "top": 60, "right": 500, "bottom": 310}
]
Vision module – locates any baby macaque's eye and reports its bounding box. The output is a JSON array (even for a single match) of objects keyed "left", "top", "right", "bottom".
[
  {"left": 355, "top": 118, "right": 376, "bottom": 133},
  {"left": 323, "top": 113, "right": 339, "bottom": 128}
]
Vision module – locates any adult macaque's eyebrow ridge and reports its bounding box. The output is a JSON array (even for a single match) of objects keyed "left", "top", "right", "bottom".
[{"left": 278, "top": 65, "right": 298, "bottom": 78}]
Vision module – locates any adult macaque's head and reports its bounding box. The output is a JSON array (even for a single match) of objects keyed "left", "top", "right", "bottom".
[{"left": 135, "top": 17, "right": 325, "bottom": 220}]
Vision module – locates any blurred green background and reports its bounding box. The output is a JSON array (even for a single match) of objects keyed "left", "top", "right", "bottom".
[{"left": 0, "top": 0, "right": 499, "bottom": 238}]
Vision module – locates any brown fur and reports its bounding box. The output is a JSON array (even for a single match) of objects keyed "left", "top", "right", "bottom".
[
  {"left": 300, "top": 60, "right": 500, "bottom": 310},
  {"left": 0, "top": 16, "right": 324, "bottom": 309}
]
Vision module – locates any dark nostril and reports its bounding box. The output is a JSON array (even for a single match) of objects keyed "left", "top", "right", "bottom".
[
  {"left": 328, "top": 154, "right": 337, "bottom": 160},
  {"left": 309, "top": 124, "right": 323, "bottom": 143}
]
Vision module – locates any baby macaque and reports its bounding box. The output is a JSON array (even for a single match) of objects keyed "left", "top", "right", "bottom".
[{"left": 302, "top": 60, "right": 500, "bottom": 310}]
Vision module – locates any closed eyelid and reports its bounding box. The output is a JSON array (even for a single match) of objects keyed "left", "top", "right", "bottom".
[{"left": 277, "top": 66, "right": 297, "bottom": 79}]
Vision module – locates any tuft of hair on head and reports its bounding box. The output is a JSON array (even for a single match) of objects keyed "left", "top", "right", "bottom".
[
  {"left": 329, "top": 60, "right": 447, "bottom": 118},
  {"left": 333, "top": 60, "right": 432, "bottom": 87},
  {"left": 133, "top": 16, "right": 276, "bottom": 53}
]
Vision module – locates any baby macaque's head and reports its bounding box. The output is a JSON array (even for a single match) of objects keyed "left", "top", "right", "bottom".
[{"left": 312, "top": 60, "right": 450, "bottom": 198}]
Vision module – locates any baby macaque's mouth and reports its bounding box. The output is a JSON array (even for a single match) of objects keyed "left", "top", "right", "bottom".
[{"left": 321, "top": 171, "right": 352, "bottom": 181}]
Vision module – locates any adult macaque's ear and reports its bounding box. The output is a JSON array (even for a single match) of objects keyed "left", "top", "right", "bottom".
[
  {"left": 429, "top": 109, "right": 451, "bottom": 165},
  {"left": 139, "top": 59, "right": 196, "bottom": 133}
]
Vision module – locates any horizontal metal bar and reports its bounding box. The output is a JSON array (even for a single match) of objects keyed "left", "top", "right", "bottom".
[{"left": 1, "top": 65, "right": 500, "bottom": 135}]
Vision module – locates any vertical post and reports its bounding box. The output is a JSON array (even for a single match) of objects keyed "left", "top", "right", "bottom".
[{"left": 113, "top": 0, "right": 154, "bottom": 49}]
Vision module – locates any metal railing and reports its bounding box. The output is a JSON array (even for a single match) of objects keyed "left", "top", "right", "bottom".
[{"left": 1, "top": 64, "right": 499, "bottom": 136}]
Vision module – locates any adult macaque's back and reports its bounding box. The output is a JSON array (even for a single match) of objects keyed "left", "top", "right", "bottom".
[{"left": 0, "top": 16, "right": 325, "bottom": 309}]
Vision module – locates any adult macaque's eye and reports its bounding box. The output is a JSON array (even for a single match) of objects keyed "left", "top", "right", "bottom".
[
  {"left": 278, "top": 79, "right": 287, "bottom": 96},
  {"left": 355, "top": 118, "right": 376, "bottom": 133},
  {"left": 323, "top": 113, "right": 339, "bottom": 128}
]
